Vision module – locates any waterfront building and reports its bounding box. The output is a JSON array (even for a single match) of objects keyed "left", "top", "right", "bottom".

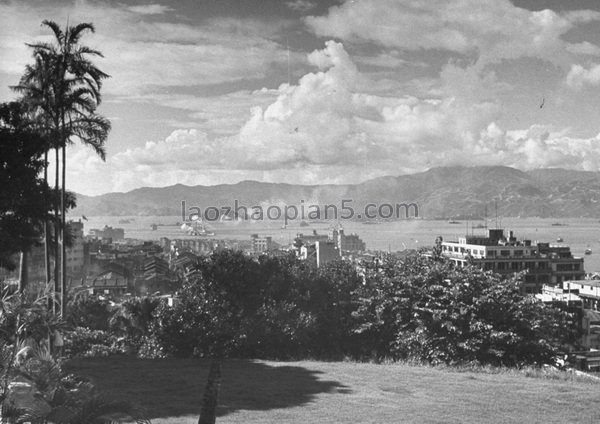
[
  {"left": 88, "top": 225, "right": 125, "bottom": 241},
  {"left": 439, "top": 228, "right": 585, "bottom": 293},
  {"left": 330, "top": 228, "right": 366, "bottom": 253}
]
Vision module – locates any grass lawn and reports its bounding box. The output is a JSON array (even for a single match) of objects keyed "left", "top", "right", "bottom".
[{"left": 64, "top": 357, "right": 600, "bottom": 424}]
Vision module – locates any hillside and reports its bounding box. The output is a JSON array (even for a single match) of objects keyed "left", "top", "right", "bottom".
[{"left": 71, "top": 166, "right": 600, "bottom": 218}]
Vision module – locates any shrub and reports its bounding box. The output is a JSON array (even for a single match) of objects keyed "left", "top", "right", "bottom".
[{"left": 63, "top": 327, "right": 124, "bottom": 358}]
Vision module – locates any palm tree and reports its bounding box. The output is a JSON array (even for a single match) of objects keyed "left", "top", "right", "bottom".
[
  {"left": 12, "top": 51, "right": 55, "bottom": 297},
  {"left": 13, "top": 20, "right": 110, "bottom": 317}
]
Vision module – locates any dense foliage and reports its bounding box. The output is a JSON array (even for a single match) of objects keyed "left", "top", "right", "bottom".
[
  {"left": 0, "top": 289, "right": 148, "bottom": 423},
  {"left": 150, "top": 251, "right": 364, "bottom": 359},
  {"left": 119, "top": 252, "right": 578, "bottom": 366},
  {"left": 353, "top": 256, "right": 579, "bottom": 366},
  {"left": 0, "top": 102, "right": 52, "bottom": 271},
  {"left": 59, "top": 251, "right": 580, "bottom": 368}
]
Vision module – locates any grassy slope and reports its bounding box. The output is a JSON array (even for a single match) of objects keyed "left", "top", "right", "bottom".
[{"left": 64, "top": 357, "right": 600, "bottom": 424}]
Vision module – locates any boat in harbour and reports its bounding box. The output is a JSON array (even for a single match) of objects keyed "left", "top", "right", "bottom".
[{"left": 180, "top": 221, "right": 215, "bottom": 237}]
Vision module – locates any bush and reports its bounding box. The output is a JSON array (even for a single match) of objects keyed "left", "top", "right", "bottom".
[
  {"left": 66, "top": 297, "right": 114, "bottom": 331},
  {"left": 63, "top": 327, "right": 124, "bottom": 358}
]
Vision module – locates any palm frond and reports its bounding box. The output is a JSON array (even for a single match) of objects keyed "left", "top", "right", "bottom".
[
  {"left": 68, "top": 22, "right": 95, "bottom": 45},
  {"left": 41, "top": 20, "right": 64, "bottom": 44}
]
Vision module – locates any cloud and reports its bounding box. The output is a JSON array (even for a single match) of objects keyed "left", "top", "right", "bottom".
[
  {"left": 286, "top": 0, "right": 317, "bottom": 13},
  {"left": 353, "top": 52, "right": 413, "bottom": 69},
  {"left": 566, "top": 42, "right": 600, "bottom": 56},
  {"left": 305, "top": 0, "right": 600, "bottom": 68},
  {"left": 566, "top": 63, "right": 600, "bottom": 88},
  {"left": 125, "top": 4, "right": 173, "bottom": 15},
  {"left": 62, "top": 40, "right": 600, "bottom": 196},
  {"left": 0, "top": 1, "right": 290, "bottom": 97}
]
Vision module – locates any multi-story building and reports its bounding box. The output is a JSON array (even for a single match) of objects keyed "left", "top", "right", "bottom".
[
  {"left": 66, "top": 219, "right": 85, "bottom": 280},
  {"left": 88, "top": 225, "right": 125, "bottom": 241},
  {"left": 251, "top": 234, "right": 273, "bottom": 253},
  {"left": 330, "top": 228, "right": 366, "bottom": 253},
  {"left": 439, "top": 228, "right": 585, "bottom": 293},
  {"left": 167, "top": 238, "right": 214, "bottom": 255}
]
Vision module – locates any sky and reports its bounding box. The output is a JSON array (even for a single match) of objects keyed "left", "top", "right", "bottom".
[{"left": 2, "top": 0, "right": 600, "bottom": 195}]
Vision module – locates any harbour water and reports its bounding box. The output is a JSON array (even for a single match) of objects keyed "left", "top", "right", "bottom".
[{"left": 72, "top": 215, "right": 600, "bottom": 273}]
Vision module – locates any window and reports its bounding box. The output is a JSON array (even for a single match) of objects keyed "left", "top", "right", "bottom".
[
  {"left": 500, "top": 250, "right": 510, "bottom": 257},
  {"left": 514, "top": 250, "right": 523, "bottom": 256}
]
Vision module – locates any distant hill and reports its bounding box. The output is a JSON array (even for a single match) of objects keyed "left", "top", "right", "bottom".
[{"left": 71, "top": 166, "right": 600, "bottom": 218}]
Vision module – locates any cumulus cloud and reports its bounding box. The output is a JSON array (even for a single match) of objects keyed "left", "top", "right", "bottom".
[
  {"left": 305, "top": 0, "right": 600, "bottom": 68},
  {"left": 566, "top": 63, "right": 600, "bottom": 88},
  {"left": 63, "top": 40, "right": 600, "bottom": 195}
]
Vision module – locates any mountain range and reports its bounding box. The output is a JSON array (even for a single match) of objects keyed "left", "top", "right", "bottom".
[{"left": 71, "top": 166, "right": 600, "bottom": 219}]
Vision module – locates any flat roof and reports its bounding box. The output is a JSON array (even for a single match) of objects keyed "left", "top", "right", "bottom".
[{"left": 565, "top": 280, "right": 600, "bottom": 288}]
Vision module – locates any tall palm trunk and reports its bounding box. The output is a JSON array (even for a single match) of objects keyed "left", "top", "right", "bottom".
[
  {"left": 198, "top": 358, "right": 222, "bottom": 424},
  {"left": 60, "top": 143, "right": 66, "bottom": 317},
  {"left": 53, "top": 145, "right": 60, "bottom": 316},
  {"left": 43, "top": 151, "right": 51, "bottom": 292}
]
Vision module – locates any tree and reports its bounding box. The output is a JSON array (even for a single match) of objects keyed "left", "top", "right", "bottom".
[
  {"left": 353, "top": 255, "right": 578, "bottom": 366},
  {"left": 13, "top": 20, "right": 111, "bottom": 316},
  {"left": 0, "top": 102, "right": 53, "bottom": 293}
]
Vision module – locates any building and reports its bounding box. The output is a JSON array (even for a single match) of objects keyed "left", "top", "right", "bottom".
[
  {"left": 538, "top": 281, "right": 600, "bottom": 352},
  {"left": 134, "top": 256, "right": 179, "bottom": 296},
  {"left": 88, "top": 225, "right": 125, "bottom": 241},
  {"left": 299, "top": 240, "right": 340, "bottom": 267},
  {"left": 66, "top": 219, "right": 85, "bottom": 280},
  {"left": 78, "top": 269, "right": 131, "bottom": 298},
  {"left": 250, "top": 234, "right": 281, "bottom": 253},
  {"left": 330, "top": 228, "right": 366, "bottom": 253},
  {"left": 295, "top": 230, "right": 330, "bottom": 246},
  {"left": 439, "top": 228, "right": 585, "bottom": 293},
  {"left": 168, "top": 238, "right": 214, "bottom": 255},
  {"left": 562, "top": 279, "right": 600, "bottom": 310}
]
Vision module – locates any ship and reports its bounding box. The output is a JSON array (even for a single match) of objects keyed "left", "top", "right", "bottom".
[
  {"left": 180, "top": 221, "right": 215, "bottom": 237},
  {"left": 585, "top": 248, "right": 592, "bottom": 255},
  {"left": 556, "top": 237, "right": 563, "bottom": 243}
]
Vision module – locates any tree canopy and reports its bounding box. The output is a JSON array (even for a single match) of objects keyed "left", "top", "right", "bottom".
[{"left": 0, "top": 102, "right": 52, "bottom": 270}]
